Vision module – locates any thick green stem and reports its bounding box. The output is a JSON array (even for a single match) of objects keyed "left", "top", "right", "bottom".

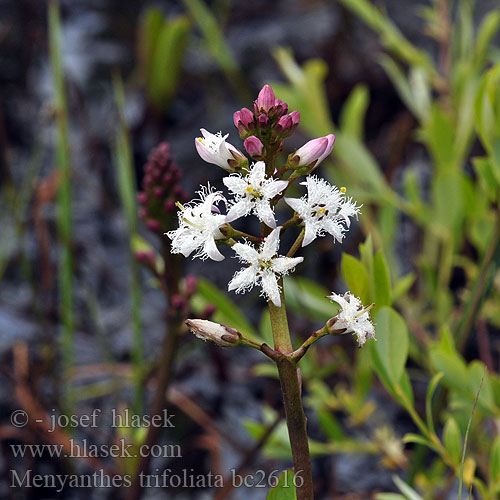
[{"left": 269, "top": 279, "right": 314, "bottom": 500}]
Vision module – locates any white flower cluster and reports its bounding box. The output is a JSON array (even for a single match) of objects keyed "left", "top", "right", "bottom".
[{"left": 167, "top": 128, "right": 361, "bottom": 308}]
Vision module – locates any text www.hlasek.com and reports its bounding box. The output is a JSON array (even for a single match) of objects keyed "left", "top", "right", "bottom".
[{"left": 10, "top": 440, "right": 181, "bottom": 459}]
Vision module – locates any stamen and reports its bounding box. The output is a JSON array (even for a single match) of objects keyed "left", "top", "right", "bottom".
[
  {"left": 181, "top": 217, "right": 204, "bottom": 230},
  {"left": 353, "top": 303, "right": 375, "bottom": 319},
  {"left": 340, "top": 187, "right": 346, "bottom": 193},
  {"left": 175, "top": 201, "right": 185, "bottom": 210}
]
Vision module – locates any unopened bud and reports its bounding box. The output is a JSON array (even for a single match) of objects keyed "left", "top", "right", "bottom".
[
  {"left": 288, "top": 134, "right": 335, "bottom": 170},
  {"left": 244, "top": 136, "right": 265, "bottom": 158},
  {"left": 233, "top": 108, "right": 255, "bottom": 138},
  {"left": 254, "top": 85, "right": 276, "bottom": 115},
  {"left": 186, "top": 319, "right": 241, "bottom": 347},
  {"left": 171, "top": 294, "right": 186, "bottom": 310},
  {"left": 184, "top": 275, "right": 197, "bottom": 296}
]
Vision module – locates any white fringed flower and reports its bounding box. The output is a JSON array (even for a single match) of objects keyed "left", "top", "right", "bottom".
[
  {"left": 228, "top": 227, "right": 303, "bottom": 307},
  {"left": 167, "top": 185, "right": 227, "bottom": 261},
  {"left": 285, "top": 176, "right": 360, "bottom": 247},
  {"left": 223, "top": 161, "right": 288, "bottom": 228},
  {"left": 195, "top": 129, "right": 244, "bottom": 171},
  {"left": 327, "top": 292, "right": 375, "bottom": 347}
]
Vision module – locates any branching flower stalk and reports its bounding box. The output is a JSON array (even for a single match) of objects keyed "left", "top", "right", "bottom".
[{"left": 170, "top": 85, "right": 375, "bottom": 500}]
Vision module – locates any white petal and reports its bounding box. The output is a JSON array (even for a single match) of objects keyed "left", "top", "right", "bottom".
[
  {"left": 284, "top": 197, "right": 307, "bottom": 215},
  {"left": 249, "top": 161, "right": 266, "bottom": 185},
  {"left": 232, "top": 242, "right": 259, "bottom": 263},
  {"left": 261, "top": 271, "right": 281, "bottom": 307},
  {"left": 272, "top": 256, "right": 303, "bottom": 274},
  {"left": 228, "top": 266, "right": 257, "bottom": 292},
  {"left": 255, "top": 201, "right": 277, "bottom": 228},
  {"left": 226, "top": 199, "right": 252, "bottom": 222},
  {"left": 302, "top": 223, "right": 317, "bottom": 247},
  {"left": 261, "top": 226, "right": 281, "bottom": 259},
  {"left": 323, "top": 220, "right": 344, "bottom": 243},
  {"left": 203, "top": 237, "right": 225, "bottom": 261},
  {"left": 223, "top": 175, "right": 247, "bottom": 195},
  {"left": 195, "top": 137, "right": 217, "bottom": 165},
  {"left": 263, "top": 180, "right": 288, "bottom": 199}
]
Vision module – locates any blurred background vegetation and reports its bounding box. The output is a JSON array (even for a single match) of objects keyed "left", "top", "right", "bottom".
[{"left": 1, "top": 0, "right": 500, "bottom": 498}]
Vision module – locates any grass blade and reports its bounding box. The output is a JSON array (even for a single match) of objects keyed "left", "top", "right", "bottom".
[
  {"left": 48, "top": 0, "right": 74, "bottom": 411},
  {"left": 112, "top": 72, "right": 143, "bottom": 414}
]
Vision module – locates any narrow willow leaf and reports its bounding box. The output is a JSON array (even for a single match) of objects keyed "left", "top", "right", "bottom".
[
  {"left": 373, "top": 250, "right": 392, "bottom": 311},
  {"left": 373, "top": 307, "right": 409, "bottom": 385},
  {"left": 341, "top": 253, "right": 370, "bottom": 305},
  {"left": 443, "top": 417, "right": 462, "bottom": 464},
  {"left": 426, "top": 372, "right": 444, "bottom": 435},
  {"left": 490, "top": 436, "right": 500, "bottom": 483},
  {"left": 339, "top": 84, "right": 369, "bottom": 140}
]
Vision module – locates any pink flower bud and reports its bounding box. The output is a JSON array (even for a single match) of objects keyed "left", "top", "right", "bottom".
[
  {"left": 135, "top": 250, "right": 156, "bottom": 267},
  {"left": 257, "top": 114, "right": 269, "bottom": 128},
  {"left": 290, "top": 110, "right": 300, "bottom": 127},
  {"left": 202, "top": 304, "right": 217, "bottom": 318},
  {"left": 164, "top": 199, "right": 176, "bottom": 213},
  {"left": 274, "top": 98, "right": 288, "bottom": 117},
  {"left": 171, "top": 294, "right": 186, "bottom": 310},
  {"left": 290, "top": 134, "right": 335, "bottom": 169},
  {"left": 244, "top": 136, "right": 264, "bottom": 157},
  {"left": 254, "top": 84, "right": 276, "bottom": 114},
  {"left": 315, "top": 134, "right": 336, "bottom": 166},
  {"left": 184, "top": 275, "right": 197, "bottom": 296},
  {"left": 146, "top": 219, "right": 162, "bottom": 232},
  {"left": 153, "top": 187, "right": 163, "bottom": 198},
  {"left": 137, "top": 192, "right": 148, "bottom": 204},
  {"left": 233, "top": 108, "right": 255, "bottom": 137}
]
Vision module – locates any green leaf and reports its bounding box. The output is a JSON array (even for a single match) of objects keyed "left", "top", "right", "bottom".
[
  {"left": 474, "top": 10, "right": 500, "bottom": 71},
  {"left": 430, "top": 171, "right": 464, "bottom": 234},
  {"left": 181, "top": 0, "right": 249, "bottom": 101},
  {"left": 267, "top": 470, "right": 297, "bottom": 500},
  {"left": 490, "top": 436, "right": 500, "bottom": 482},
  {"left": 398, "top": 370, "right": 414, "bottom": 408},
  {"left": 341, "top": 254, "right": 370, "bottom": 305},
  {"left": 426, "top": 373, "right": 444, "bottom": 434},
  {"left": 372, "top": 307, "right": 409, "bottom": 385},
  {"left": 443, "top": 417, "right": 462, "bottom": 464},
  {"left": 392, "top": 475, "right": 424, "bottom": 500},
  {"left": 340, "top": 84, "right": 369, "bottom": 140},
  {"left": 284, "top": 276, "right": 334, "bottom": 321},
  {"left": 148, "top": 15, "right": 190, "bottom": 110},
  {"left": 317, "top": 409, "right": 346, "bottom": 442},
  {"left": 375, "top": 495, "right": 407, "bottom": 500},
  {"left": 403, "top": 433, "right": 439, "bottom": 453},
  {"left": 392, "top": 273, "right": 416, "bottom": 302},
  {"left": 136, "top": 7, "right": 164, "bottom": 84},
  {"left": 334, "top": 134, "right": 389, "bottom": 194},
  {"left": 253, "top": 363, "right": 279, "bottom": 379},
  {"left": 429, "top": 348, "right": 469, "bottom": 394},
  {"left": 420, "top": 105, "right": 455, "bottom": 171},
  {"left": 468, "top": 360, "right": 496, "bottom": 414},
  {"left": 373, "top": 250, "right": 392, "bottom": 312}
]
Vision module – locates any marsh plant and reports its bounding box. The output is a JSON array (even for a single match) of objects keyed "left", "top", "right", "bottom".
[{"left": 167, "top": 84, "right": 375, "bottom": 500}]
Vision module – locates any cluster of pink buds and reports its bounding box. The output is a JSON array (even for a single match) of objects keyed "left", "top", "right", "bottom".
[
  {"left": 138, "top": 142, "right": 189, "bottom": 234},
  {"left": 234, "top": 85, "right": 300, "bottom": 161}
]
